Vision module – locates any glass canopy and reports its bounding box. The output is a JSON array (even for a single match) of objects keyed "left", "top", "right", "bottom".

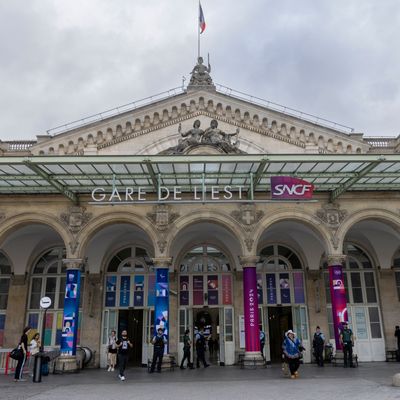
[{"left": 0, "top": 154, "right": 399, "bottom": 203}]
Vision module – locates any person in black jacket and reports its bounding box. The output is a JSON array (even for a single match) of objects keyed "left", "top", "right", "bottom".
[
  {"left": 195, "top": 328, "right": 209, "bottom": 368},
  {"left": 395, "top": 325, "right": 400, "bottom": 361},
  {"left": 150, "top": 328, "right": 167, "bottom": 373},
  {"left": 14, "top": 326, "right": 31, "bottom": 382},
  {"left": 312, "top": 326, "right": 325, "bottom": 367}
]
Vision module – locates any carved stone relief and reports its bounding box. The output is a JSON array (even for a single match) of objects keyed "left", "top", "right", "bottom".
[
  {"left": 231, "top": 204, "right": 264, "bottom": 232},
  {"left": 146, "top": 205, "right": 179, "bottom": 232},
  {"left": 61, "top": 206, "right": 92, "bottom": 234}
]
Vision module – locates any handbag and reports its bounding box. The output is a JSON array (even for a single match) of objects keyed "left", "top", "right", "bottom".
[{"left": 10, "top": 347, "right": 23, "bottom": 360}]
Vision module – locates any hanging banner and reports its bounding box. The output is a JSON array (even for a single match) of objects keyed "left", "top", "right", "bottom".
[
  {"left": 222, "top": 275, "right": 232, "bottom": 305},
  {"left": 154, "top": 268, "right": 169, "bottom": 351},
  {"left": 120, "top": 276, "right": 130, "bottom": 307},
  {"left": 329, "top": 265, "right": 348, "bottom": 349},
  {"left": 60, "top": 269, "right": 81, "bottom": 356},
  {"left": 105, "top": 276, "right": 117, "bottom": 307},
  {"left": 243, "top": 267, "right": 260, "bottom": 352},
  {"left": 179, "top": 276, "right": 189, "bottom": 306},
  {"left": 266, "top": 274, "right": 277, "bottom": 304},
  {"left": 207, "top": 275, "right": 219, "bottom": 305},
  {"left": 270, "top": 176, "right": 314, "bottom": 200},
  {"left": 134, "top": 275, "right": 144, "bottom": 307}
]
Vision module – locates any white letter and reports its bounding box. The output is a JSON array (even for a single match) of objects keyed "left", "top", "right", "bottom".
[
  {"left": 272, "top": 184, "right": 284, "bottom": 196},
  {"left": 92, "top": 188, "right": 106, "bottom": 202},
  {"left": 158, "top": 187, "right": 170, "bottom": 201},
  {"left": 193, "top": 186, "right": 201, "bottom": 200},
  {"left": 109, "top": 188, "right": 121, "bottom": 202},
  {"left": 237, "top": 186, "right": 243, "bottom": 199},
  {"left": 211, "top": 186, "right": 219, "bottom": 200},
  {"left": 125, "top": 187, "right": 134, "bottom": 201},
  {"left": 223, "top": 186, "right": 233, "bottom": 199},
  {"left": 174, "top": 186, "right": 182, "bottom": 200},
  {"left": 138, "top": 187, "right": 146, "bottom": 201}
]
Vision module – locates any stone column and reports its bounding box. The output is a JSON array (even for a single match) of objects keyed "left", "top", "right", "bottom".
[
  {"left": 327, "top": 254, "right": 347, "bottom": 350},
  {"left": 3, "top": 274, "right": 29, "bottom": 348},
  {"left": 239, "top": 256, "right": 263, "bottom": 366},
  {"left": 56, "top": 258, "right": 83, "bottom": 373},
  {"left": 152, "top": 257, "right": 172, "bottom": 355}
]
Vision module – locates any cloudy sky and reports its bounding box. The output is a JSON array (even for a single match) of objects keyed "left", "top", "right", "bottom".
[{"left": 0, "top": 0, "right": 399, "bottom": 141}]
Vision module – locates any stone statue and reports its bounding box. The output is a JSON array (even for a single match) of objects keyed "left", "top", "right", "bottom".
[
  {"left": 176, "top": 120, "right": 204, "bottom": 152},
  {"left": 189, "top": 56, "right": 213, "bottom": 86},
  {"left": 201, "top": 119, "right": 240, "bottom": 151}
]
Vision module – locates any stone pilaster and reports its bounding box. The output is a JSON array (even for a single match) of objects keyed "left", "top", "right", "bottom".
[{"left": 3, "top": 274, "right": 28, "bottom": 348}]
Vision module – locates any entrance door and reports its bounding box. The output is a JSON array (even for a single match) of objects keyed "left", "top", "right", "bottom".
[
  {"left": 118, "top": 309, "right": 143, "bottom": 366},
  {"left": 267, "top": 306, "right": 292, "bottom": 363}
]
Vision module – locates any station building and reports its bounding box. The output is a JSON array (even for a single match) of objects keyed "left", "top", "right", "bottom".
[{"left": 0, "top": 60, "right": 399, "bottom": 368}]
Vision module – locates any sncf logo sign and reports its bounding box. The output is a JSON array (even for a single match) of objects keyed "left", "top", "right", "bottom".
[{"left": 270, "top": 176, "right": 314, "bottom": 200}]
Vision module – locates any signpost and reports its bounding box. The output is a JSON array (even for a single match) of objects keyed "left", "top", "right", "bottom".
[{"left": 39, "top": 296, "right": 51, "bottom": 352}]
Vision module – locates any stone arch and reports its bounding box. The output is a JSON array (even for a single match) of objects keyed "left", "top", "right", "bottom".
[
  {"left": 116, "top": 124, "right": 123, "bottom": 137},
  {"left": 308, "top": 132, "right": 316, "bottom": 144},
  {"left": 134, "top": 118, "right": 142, "bottom": 131},
  {"left": 234, "top": 109, "right": 241, "bottom": 121},
  {"left": 162, "top": 109, "right": 170, "bottom": 122},
  {"left": 87, "top": 134, "right": 94, "bottom": 144},
  {"left": 346, "top": 144, "right": 352, "bottom": 153},
  {"left": 252, "top": 114, "right": 259, "bottom": 126},
  {"left": 252, "top": 210, "right": 333, "bottom": 255},
  {"left": 327, "top": 138, "right": 334, "bottom": 152},
  {"left": 207, "top": 100, "right": 214, "bottom": 113},
  {"left": 75, "top": 212, "right": 158, "bottom": 259},
  {"left": 225, "top": 105, "right": 232, "bottom": 119},
  {"left": 280, "top": 124, "right": 288, "bottom": 137},
  {"left": 48, "top": 147, "right": 55, "bottom": 155},
  {"left": 356, "top": 147, "right": 362, "bottom": 154},
  {"left": 125, "top": 121, "right": 132, "bottom": 134},
  {"left": 299, "top": 129, "right": 306, "bottom": 142},
  {"left": 165, "top": 211, "right": 246, "bottom": 257},
  {"left": 336, "top": 141, "right": 343, "bottom": 153},
  {"left": 171, "top": 106, "right": 179, "bottom": 119},
  {"left": 190, "top": 100, "right": 197, "bottom": 112},
  {"left": 290, "top": 126, "right": 296, "bottom": 140},
  {"left": 261, "top": 117, "right": 268, "bottom": 129},
  {"left": 198, "top": 97, "right": 205, "bottom": 110},
  {"left": 216, "top": 103, "right": 223, "bottom": 116},
  {"left": 243, "top": 111, "right": 250, "bottom": 124},
  {"left": 96, "top": 131, "right": 104, "bottom": 144},
  {"left": 143, "top": 115, "right": 151, "bottom": 128},
  {"left": 180, "top": 103, "right": 187, "bottom": 116},
  {"left": 271, "top": 120, "right": 278, "bottom": 133},
  {"left": 335, "top": 208, "right": 400, "bottom": 252},
  {"left": 0, "top": 212, "right": 72, "bottom": 256},
  {"left": 106, "top": 129, "right": 113, "bottom": 141},
  {"left": 58, "top": 143, "right": 65, "bottom": 155},
  {"left": 318, "top": 135, "right": 325, "bottom": 149}
]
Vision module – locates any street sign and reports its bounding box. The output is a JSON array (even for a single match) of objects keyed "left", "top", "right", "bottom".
[{"left": 40, "top": 296, "right": 52, "bottom": 309}]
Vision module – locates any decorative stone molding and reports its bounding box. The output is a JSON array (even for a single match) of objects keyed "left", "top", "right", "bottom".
[
  {"left": 146, "top": 205, "right": 179, "bottom": 232},
  {"left": 316, "top": 203, "right": 347, "bottom": 229},
  {"left": 244, "top": 237, "right": 254, "bottom": 253},
  {"left": 11, "top": 274, "right": 27, "bottom": 286},
  {"left": 0, "top": 211, "right": 5, "bottom": 222},
  {"left": 239, "top": 255, "right": 259, "bottom": 267},
  {"left": 62, "top": 258, "right": 84, "bottom": 270},
  {"left": 69, "top": 240, "right": 79, "bottom": 255},
  {"left": 157, "top": 238, "right": 167, "bottom": 254},
  {"left": 231, "top": 204, "right": 264, "bottom": 232},
  {"left": 327, "top": 254, "right": 346, "bottom": 266},
  {"left": 60, "top": 206, "right": 92, "bottom": 234},
  {"left": 152, "top": 257, "right": 173, "bottom": 268},
  {"left": 307, "top": 269, "right": 321, "bottom": 280}
]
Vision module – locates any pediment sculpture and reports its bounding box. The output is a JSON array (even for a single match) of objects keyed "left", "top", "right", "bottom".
[{"left": 161, "top": 119, "right": 244, "bottom": 154}]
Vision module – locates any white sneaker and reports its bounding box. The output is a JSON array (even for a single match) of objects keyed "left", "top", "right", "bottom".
[
  {"left": 120, "top": 376, "right": 125, "bottom": 381},
  {"left": 107, "top": 366, "right": 111, "bottom": 372},
  {"left": 111, "top": 367, "right": 114, "bottom": 371},
  {"left": 118, "top": 374, "right": 122, "bottom": 379}
]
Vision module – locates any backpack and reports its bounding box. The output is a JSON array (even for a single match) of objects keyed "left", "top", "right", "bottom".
[
  {"left": 313, "top": 333, "right": 324, "bottom": 347},
  {"left": 10, "top": 346, "right": 23, "bottom": 360}
]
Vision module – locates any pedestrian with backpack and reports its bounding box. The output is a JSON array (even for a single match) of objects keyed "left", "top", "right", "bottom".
[
  {"left": 195, "top": 327, "right": 209, "bottom": 368},
  {"left": 312, "top": 326, "right": 325, "bottom": 367},
  {"left": 150, "top": 327, "right": 167, "bottom": 373}
]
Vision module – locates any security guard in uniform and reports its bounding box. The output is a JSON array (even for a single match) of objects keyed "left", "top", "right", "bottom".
[{"left": 339, "top": 321, "right": 354, "bottom": 368}]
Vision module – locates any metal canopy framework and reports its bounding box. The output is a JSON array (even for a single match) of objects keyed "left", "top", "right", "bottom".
[{"left": 0, "top": 154, "right": 399, "bottom": 203}]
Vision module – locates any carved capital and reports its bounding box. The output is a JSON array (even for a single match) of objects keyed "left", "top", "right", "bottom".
[
  {"left": 146, "top": 205, "right": 179, "bottom": 231},
  {"left": 244, "top": 237, "right": 254, "bottom": 252},
  {"left": 63, "top": 258, "right": 84, "bottom": 270},
  {"left": 152, "top": 257, "right": 173, "bottom": 268},
  {"left": 231, "top": 204, "right": 264, "bottom": 231},
  {"left": 239, "top": 255, "right": 259, "bottom": 267},
  {"left": 316, "top": 203, "right": 347, "bottom": 229},
  {"left": 11, "top": 274, "right": 27, "bottom": 286},
  {"left": 61, "top": 206, "right": 92, "bottom": 234},
  {"left": 327, "top": 254, "right": 346, "bottom": 266}
]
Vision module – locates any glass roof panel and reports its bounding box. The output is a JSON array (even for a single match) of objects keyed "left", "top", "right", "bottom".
[
  {"left": 380, "top": 163, "right": 400, "bottom": 173},
  {"left": 205, "top": 163, "right": 221, "bottom": 173},
  {"left": 40, "top": 164, "right": 67, "bottom": 174},
  {"left": 365, "top": 177, "right": 384, "bottom": 184},
  {"left": 325, "top": 162, "right": 348, "bottom": 172},
  {"left": 64, "top": 180, "right": 80, "bottom": 186},
  {"left": 162, "top": 179, "right": 177, "bottom": 185},
  {"left": 370, "top": 162, "right": 394, "bottom": 172},
  {"left": 13, "top": 165, "right": 37, "bottom": 174},
  {"left": 110, "top": 164, "right": 128, "bottom": 174},
  {"left": 325, "top": 178, "right": 343, "bottom": 184},
  {"left": 295, "top": 163, "right": 316, "bottom": 173},
  {"left": 59, "top": 164, "right": 84, "bottom": 174},
  {"left": 310, "top": 163, "right": 333, "bottom": 172},
  {"left": 340, "top": 162, "right": 365, "bottom": 172},
  {"left": 79, "top": 180, "right": 93, "bottom": 186},
  {"left": 0, "top": 165, "right": 21, "bottom": 175},
  {"left": 0, "top": 181, "right": 10, "bottom": 186},
  {"left": 191, "top": 178, "right": 203, "bottom": 185},
  {"left": 76, "top": 164, "right": 99, "bottom": 174},
  {"left": 173, "top": 164, "right": 189, "bottom": 173},
  {"left": 379, "top": 177, "right": 396, "bottom": 184},
  {"left": 218, "top": 178, "right": 231, "bottom": 184},
  {"left": 204, "top": 179, "right": 218, "bottom": 185},
  {"left": 232, "top": 178, "right": 247, "bottom": 185},
  {"left": 265, "top": 163, "right": 285, "bottom": 172},
  {"left": 220, "top": 163, "right": 237, "bottom": 173},
  {"left": 157, "top": 164, "right": 174, "bottom": 173},
  {"left": 121, "top": 179, "right": 135, "bottom": 185},
  {"left": 235, "top": 163, "right": 256, "bottom": 173},
  {"left": 7, "top": 180, "right": 26, "bottom": 186},
  {"left": 135, "top": 179, "right": 151, "bottom": 185},
  {"left": 95, "top": 164, "right": 113, "bottom": 174},
  {"left": 281, "top": 163, "right": 301, "bottom": 172},
  {"left": 125, "top": 164, "right": 146, "bottom": 174},
  {"left": 92, "top": 180, "right": 108, "bottom": 185},
  {"left": 190, "top": 163, "right": 205, "bottom": 173},
  {"left": 313, "top": 178, "right": 328, "bottom": 184}
]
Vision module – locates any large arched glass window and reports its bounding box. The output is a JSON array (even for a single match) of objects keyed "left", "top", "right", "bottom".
[
  {"left": 28, "top": 247, "right": 84, "bottom": 347},
  {"left": 0, "top": 251, "right": 12, "bottom": 346},
  {"left": 178, "top": 245, "right": 232, "bottom": 307},
  {"left": 391, "top": 248, "right": 400, "bottom": 301},
  {"left": 323, "top": 243, "right": 382, "bottom": 340},
  {"left": 257, "top": 244, "right": 305, "bottom": 305}
]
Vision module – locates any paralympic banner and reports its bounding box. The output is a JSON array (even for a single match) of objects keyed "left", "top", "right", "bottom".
[
  {"left": 243, "top": 267, "right": 260, "bottom": 352},
  {"left": 329, "top": 265, "right": 348, "bottom": 349},
  {"left": 270, "top": 176, "right": 314, "bottom": 200},
  {"left": 154, "top": 268, "right": 169, "bottom": 353},
  {"left": 60, "top": 269, "right": 81, "bottom": 356}
]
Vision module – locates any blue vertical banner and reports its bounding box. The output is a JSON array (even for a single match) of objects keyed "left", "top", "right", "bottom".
[
  {"left": 60, "top": 269, "right": 81, "bottom": 356},
  {"left": 154, "top": 268, "right": 169, "bottom": 352},
  {"left": 119, "top": 276, "right": 130, "bottom": 307}
]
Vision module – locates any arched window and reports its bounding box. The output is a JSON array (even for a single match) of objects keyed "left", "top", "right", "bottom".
[
  {"left": 104, "top": 246, "right": 154, "bottom": 309},
  {"left": 391, "top": 248, "right": 400, "bottom": 301},
  {"left": 28, "top": 247, "right": 84, "bottom": 347},
  {"left": 178, "top": 245, "right": 232, "bottom": 306},
  {"left": 0, "top": 251, "right": 12, "bottom": 346},
  {"left": 323, "top": 243, "right": 382, "bottom": 341},
  {"left": 257, "top": 244, "right": 305, "bottom": 305}
]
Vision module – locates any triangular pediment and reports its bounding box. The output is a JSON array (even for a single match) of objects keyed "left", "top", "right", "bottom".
[{"left": 30, "top": 89, "right": 370, "bottom": 156}]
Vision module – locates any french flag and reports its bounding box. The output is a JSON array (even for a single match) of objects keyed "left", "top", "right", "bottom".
[{"left": 199, "top": 3, "right": 206, "bottom": 34}]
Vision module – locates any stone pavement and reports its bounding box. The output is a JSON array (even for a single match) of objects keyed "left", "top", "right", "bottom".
[{"left": 0, "top": 362, "right": 399, "bottom": 400}]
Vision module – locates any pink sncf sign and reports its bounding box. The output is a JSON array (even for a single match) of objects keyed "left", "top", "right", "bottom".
[{"left": 270, "top": 176, "right": 315, "bottom": 200}]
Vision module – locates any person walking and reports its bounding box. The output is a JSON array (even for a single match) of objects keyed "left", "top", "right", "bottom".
[
  {"left": 14, "top": 326, "right": 31, "bottom": 382},
  {"left": 282, "top": 330, "right": 304, "bottom": 379},
  {"left": 180, "top": 329, "right": 194, "bottom": 369},
  {"left": 312, "top": 326, "right": 325, "bottom": 367},
  {"left": 116, "top": 330, "right": 133, "bottom": 381},
  {"left": 395, "top": 325, "right": 400, "bottom": 361},
  {"left": 195, "top": 328, "right": 210, "bottom": 368},
  {"left": 259, "top": 327, "right": 266, "bottom": 357},
  {"left": 107, "top": 330, "right": 117, "bottom": 372},
  {"left": 150, "top": 327, "right": 167, "bottom": 373},
  {"left": 340, "top": 321, "right": 355, "bottom": 368}
]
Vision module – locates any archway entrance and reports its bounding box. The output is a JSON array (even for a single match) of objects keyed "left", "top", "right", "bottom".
[{"left": 118, "top": 309, "right": 143, "bottom": 366}]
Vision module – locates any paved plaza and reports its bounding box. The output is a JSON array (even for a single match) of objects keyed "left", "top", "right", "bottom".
[{"left": 0, "top": 363, "right": 399, "bottom": 400}]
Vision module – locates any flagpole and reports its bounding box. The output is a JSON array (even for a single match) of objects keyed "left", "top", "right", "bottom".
[{"left": 198, "top": 1, "right": 200, "bottom": 59}]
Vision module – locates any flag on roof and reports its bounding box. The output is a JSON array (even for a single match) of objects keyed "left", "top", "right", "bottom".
[{"left": 199, "top": 3, "right": 206, "bottom": 34}]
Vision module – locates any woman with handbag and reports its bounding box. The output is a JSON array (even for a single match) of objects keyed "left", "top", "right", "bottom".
[
  {"left": 107, "top": 330, "right": 117, "bottom": 372},
  {"left": 282, "top": 330, "right": 305, "bottom": 379},
  {"left": 14, "top": 326, "right": 31, "bottom": 382}
]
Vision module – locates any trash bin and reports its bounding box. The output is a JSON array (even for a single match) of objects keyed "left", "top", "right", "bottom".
[{"left": 324, "top": 344, "right": 333, "bottom": 362}]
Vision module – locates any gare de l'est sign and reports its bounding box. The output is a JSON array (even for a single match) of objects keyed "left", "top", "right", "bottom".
[{"left": 90, "top": 176, "right": 315, "bottom": 204}]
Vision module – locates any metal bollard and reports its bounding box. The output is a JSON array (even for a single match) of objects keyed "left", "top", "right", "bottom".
[{"left": 33, "top": 353, "right": 43, "bottom": 383}]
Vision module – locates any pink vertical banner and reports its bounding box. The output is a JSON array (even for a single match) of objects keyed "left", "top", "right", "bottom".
[
  {"left": 329, "top": 265, "right": 348, "bottom": 349},
  {"left": 243, "top": 267, "right": 260, "bottom": 352}
]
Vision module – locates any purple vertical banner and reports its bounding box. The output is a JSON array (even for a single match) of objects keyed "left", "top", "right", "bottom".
[
  {"left": 207, "top": 275, "right": 219, "bottom": 305},
  {"left": 293, "top": 272, "right": 305, "bottom": 303},
  {"left": 243, "top": 267, "right": 260, "bottom": 352},
  {"left": 154, "top": 268, "right": 169, "bottom": 352},
  {"left": 329, "top": 265, "right": 348, "bottom": 349},
  {"left": 266, "top": 274, "right": 277, "bottom": 304},
  {"left": 279, "top": 273, "right": 291, "bottom": 304},
  {"left": 60, "top": 269, "right": 81, "bottom": 356}
]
